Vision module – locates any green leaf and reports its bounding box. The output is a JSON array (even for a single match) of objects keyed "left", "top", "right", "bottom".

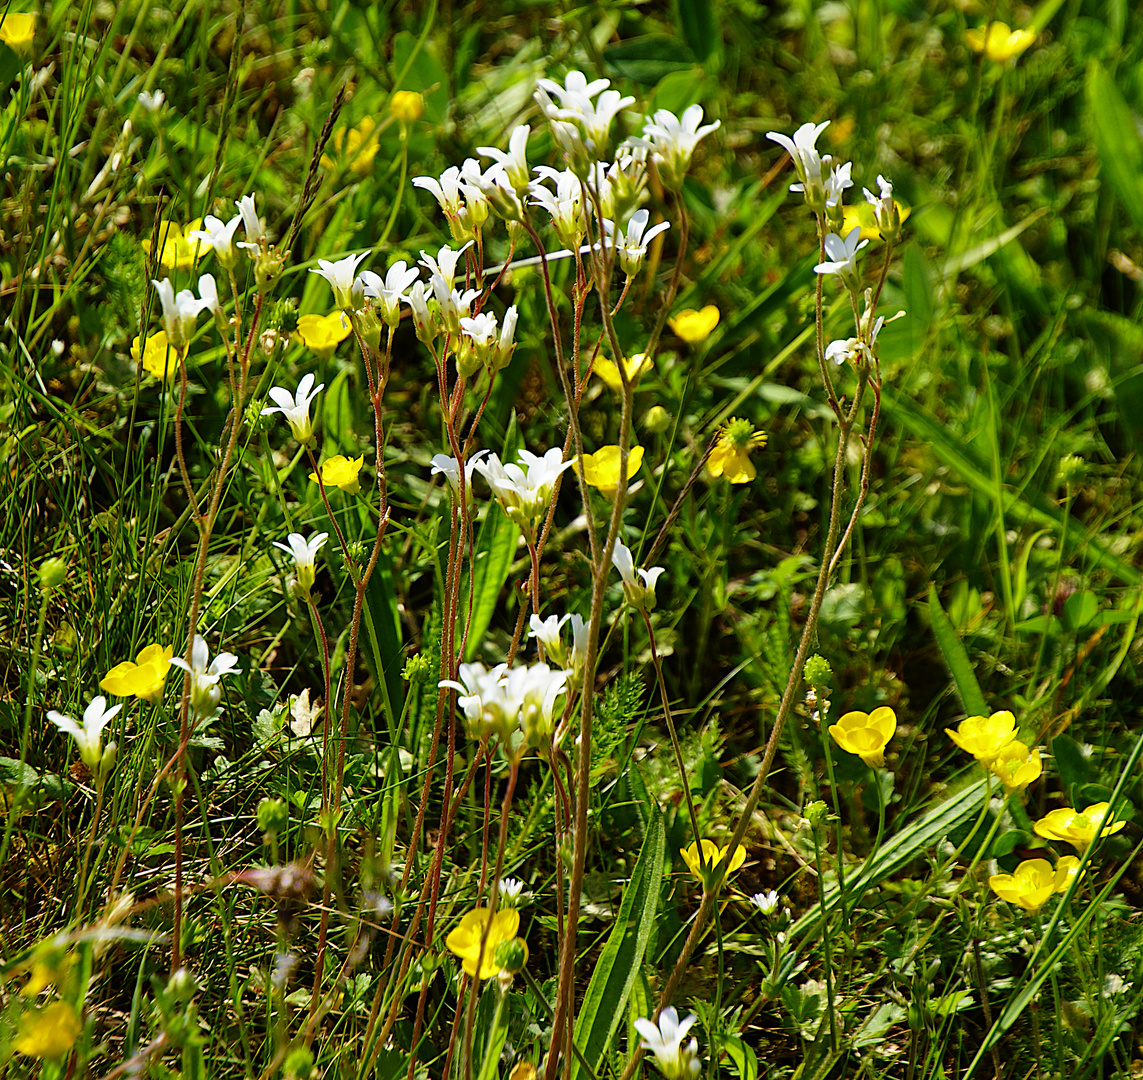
[
  {"left": 720, "top": 1035, "right": 758, "bottom": 1080},
  {"left": 462, "top": 506, "right": 520, "bottom": 662},
  {"left": 603, "top": 35, "right": 697, "bottom": 85},
  {"left": 1061, "top": 590, "right": 1099, "bottom": 632},
  {"left": 571, "top": 808, "right": 665, "bottom": 1080},
  {"left": 0, "top": 43, "right": 20, "bottom": 95},
  {"left": 1086, "top": 62, "right": 1143, "bottom": 242},
  {"left": 927, "top": 584, "right": 988, "bottom": 718},
  {"left": 1051, "top": 734, "right": 1097, "bottom": 798},
  {"left": 673, "top": 0, "right": 720, "bottom": 67}
]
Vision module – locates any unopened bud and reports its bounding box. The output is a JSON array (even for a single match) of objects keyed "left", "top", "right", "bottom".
[{"left": 39, "top": 557, "right": 67, "bottom": 591}]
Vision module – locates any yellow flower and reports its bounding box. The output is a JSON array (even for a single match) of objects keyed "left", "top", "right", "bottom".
[
  {"left": 840, "top": 200, "right": 912, "bottom": 242},
  {"left": 293, "top": 311, "right": 352, "bottom": 360},
  {"left": 668, "top": 305, "right": 720, "bottom": 344},
  {"left": 142, "top": 219, "right": 206, "bottom": 272},
  {"left": 966, "top": 21, "right": 1036, "bottom": 62},
  {"left": 706, "top": 418, "right": 766, "bottom": 484},
  {"left": 989, "top": 857, "right": 1077, "bottom": 913},
  {"left": 581, "top": 445, "right": 644, "bottom": 499},
  {"left": 1033, "top": 803, "right": 1127, "bottom": 851},
  {"left": 100, "top": 643, "right": 174, "bottom": 702},
  {"left": 309, "top": 454, "right": 364, "bottom": 494},
  {"left": 446, "top": 907, "right": 521, "bottom": 979},
  {"left": 0, "top": 12, "right": 36, "bottom": 50},
  {"left": 680, "top": 840, "right": 747, "bottom": 885},
  {"left": 390, "top": 91, "right": 425, "bottom": 125},
  {"left": 944, "top": 710, "right": 1019, "bottom": 766},
  {"left": 131, "top": 330, "right": 182, "bottom": 379},
  {"left": 320, "top": 118, "right": 381, "bottom": 175},
  {"left": 986, "top": 739, "right": 1042, "bottom": 791},
  {"left": 828, "top": 706, "right": 896, "bottom": 768},
  {"left": 13, "top": 1000, "right": 81, "bottom": 1059},
  {"left": 594, "top": 351, "right": 653, "bottom": 393}
]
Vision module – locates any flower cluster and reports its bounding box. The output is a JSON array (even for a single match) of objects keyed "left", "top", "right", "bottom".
[
  {"left": 440, "top": 661, "right": 568, "bottom": 749},
  {"left": 945, "top": 709, "right": 1043, "bottom": 790}
]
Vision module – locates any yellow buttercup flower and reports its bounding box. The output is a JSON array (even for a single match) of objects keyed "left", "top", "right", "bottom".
[
  {"left": 840, "top": 200, "right": 912, "bottom": 242},
  {"left": 310, "top": 454, "right": 364, "bottom": 494},
  {"left": 944, "top": 710, "right": 1019, "bottom": 766},
  {"left": 293, "top": 311, "right": 352, "bottom": 360},
  {"left": 446, "top": 907, "right": 521, "bottom": 979},
  {"left": 594, "top": 351, "right": 653, "bottom": 393},
  {"left": 986, "top": 739, "right": 1042, "bottom": 791},
  {"left": 131, "top": 330, "right": 182, "bottom": 379},
  {"left": 142, "top": 219, "right": 206, "bottom": 272},
  {"left": 989, "top": 857, "right": 1079, "bottom": 913},
  {"left": 1033, "top": 803, "right": 1127, "bottom": 851},
  {"left": 680, "top": 840, "right": 747, "bottom": 886},
  {"left": 828, "top": 706, "right": 896, "bottom": 768},
  {"left": 0, "top": 12, "right": 36, "bottom": 50},
  {"left": 390, "top": 91, "right": 425, "bottom": 125},
  {"left": 320, "top": 118, "right": 381, "bottom": 175},
  {"left": 707, "top": 418, "right": 766, "bottom": 484},
  {"left": 580, "top": 445, "right": 644, "bottom": 499},
  {"left": 966, "top": 21, "right": 1036, "bottom": 62},
  {"left": 668, "top": 305, "right": 720, "bottom": 344},
  {"left": 13, "top": 1000, "right": 81, "bottom": 1059},
  {"left": 100, "top": 643, "right": 174, "bottom": 702}
]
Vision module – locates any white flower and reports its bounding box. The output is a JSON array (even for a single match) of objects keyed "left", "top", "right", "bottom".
[
  {"left": 497, "top": 877, "right": 526, "bottom": 903},
  {"left": 440, "top": 661, "right": 567, "bottom": 745},
  {"left": 863, "top": 173, "right": 901, "bottom": 240},
  {"left": 419, "top": 242, "right": 473, "bottom": 293},
  {"left": 430, "top": 274, "right": 480, "bottom": 337},
  {"left": 186, "top": 214, "right": 242, "bottom": 269},
  {"left": 311, "top": 251, "right": 369, "bottom": 311},
  {"left": 473, "top": 448, "right": 576, "bottom": 538},
  {"left": 530, "top": 166, "right": 585, "bottom": 246},
  {"left": 403, "top": 280, "right": 436, "bottom": 344},
  {"left": 640, "top": 105, "right": 720, "bottom": 188},
  {"left": 138, "top": 90, "right": 165, "bottom": 113},
  {"left": 634, "top": 1007, "right": 701, "bottom": 1080},
  {"left": 169, "top": 635, "right": 240, "bottom": 718},
  {"left": 751, "top": 890, "right": 780, "bottom": 915},
  {"left": 197, "top": 273, "right": 222, "bottom": 319},
  {"left": 813, "top": 229, "right": 868, "bottom": 288},
  {"left": 603, "top": 209, "right": 670, "bottom": 277},
  {"left": 360, "top": 260, "right": 421, "bottom": 328},
  {"left": 430, "top": 449, "right": 489, "bottom": 502},
  {"left": 151, "top": 278, "right": 210, "bottom": 350},
  {"left": 235, "top": 194, "right": 264, "bottom": 254},
  {"left": 261, "top": 373, "right": 325, "bottom": 445},
  {"left": 272, "top": 531, "right": 329, "bottom": 600},
  {"left": 529, "top": 613, "right": 570, "bottom": 662},
  {"left": 48, "top": 696, "right": 122, "bottom": 775},
  {"left": 824, "top": 161, "right": 852, "bottom": 208},
  {"left": 612, "top": 540, "right": 665, "bottom": 612},
  {"left": 477, "top": 124, "right": 532, "bottom": 193},
  {"left": 413, "top": 166, "right": 468, "bottom": 218},
  {"left": 766, "top": 121, "right": 831, "bottom": 208}
]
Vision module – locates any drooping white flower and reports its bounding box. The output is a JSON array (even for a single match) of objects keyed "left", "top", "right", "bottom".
[
  {"left": 473, "top": 448, "right": 576, "bottom": 538},
  {"left": 169, "top": 634, "right": 240, "bottom": 718},
  {"left": 48, "top": 695, "right": 122, "bottom": 775},
  {"left": 151, "top": 278, "right": 210, "bottom": 350},
  {"left": 311, "top": 251, "right": 369, "bottom": 311},
  {"left": 863, "top": 173, "right": 901, "bottom": 240},
  {"left": 272, "top": 531, "right": 329, "bottom": 600},
  {"left": 261, "top": 373, "right": 325, "bottom": 445},
  {"left": 813, "top": 229, "right": 868, "bottom": 288},
  {"left": 603, "top": 209, "right": 670, "bottom": 276},
  {"left": 634, "top": 1007, "right": 702, "bottom": 1080},
  {"left": 186, "top": 214, "right": 242, "bottom": 269},
  {"left": 440, "top": 661, "right": 567, "bottom": 745},
  {"left": 430, "top": 449, "right": 489, "bottom": 502},
  {"left": 612, "top": 540, "right": 665, "bottom": 612},
  {"left": 235, "top": 194, "right": 264, "bottom": 255},
  {"left": 360, "top": 260, "right": 421, "bottom": 328},
  {"left": 640, "top": 105, "right": 721, "bottom": 189},
  {"left": 766, "top": 121, "right": 831, "bottom": 209}
]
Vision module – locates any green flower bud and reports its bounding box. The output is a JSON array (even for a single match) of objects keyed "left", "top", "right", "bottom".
[
  {"left": 803, "top": 654, "right": 833, "bottom": 690},
  {"left": 257, "top": 797, "right": 289, "bottom": 836},
  {"left": 38, "top": 557, "right": 67, "bottom": 591},
  {"left": 493, "top": 937, "right": 528, "bottom": 974}
]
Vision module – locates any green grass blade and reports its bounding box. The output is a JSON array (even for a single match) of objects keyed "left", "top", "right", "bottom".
[
  {"left": 928, "top": 583, "right": 989, "bottom": 717},
  {"left": 1086, "top": 62, "right": 1143, "bottom": 242},
  {"left": 462, "top": 508, "right": 520, "bottom": 662}
]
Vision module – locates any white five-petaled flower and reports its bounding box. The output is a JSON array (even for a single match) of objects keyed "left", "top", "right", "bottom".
[
  {"left": 473, "top": 448, "right": 576, "bottom": 539},
  {"left": 47, "top": 695, "right": 122, "bottom": 775},
  {"left": 138, "top": 90, "right": 165, "bottom": 113},
  {"left": 530, "top": 166, "right": 585, "bottom": 246},
  {"left": 151, "top": 278, "right": 211, "bottom": 350},
  {"left": 311, "top": 251, "right": 370, "bottom": 311},
  {"left": 477, "top": 124, "right": 532, "bottom": 193},
  {"left": 766, "top": 121, "right": 831, "bottom": 209},
  {"left": 235, "top": 194, "right": 265, "bottom": 254},
  {"left": 603, "top": 209, "right": 670, "bottom": 277},
  {"left": 419, "top": 242, "right": 473, "bottom": 293},
  {"left": 612, "top": 540, "right": 665, "bottom": 612},
  {"left": 863, "top": 173, "right": 901, "bottom": 240},
  {"left": 824, "top": 161, "right": 853, "bottom": 209},
  {"left": 186, "top": 214, "right": 242, "bottom": 269},
  {"left": 751, "top": 890, "right": 780, "bottom": 915},
  {"left": 528, "top": 612, "right": 588, "bottom": 683},
  {"left": 497, "top": 877, "right": 526, "bottom": 904},
  {"left": 440, "top": 661, "right": 567, "bottom": 746},
  {"left": 261, "top": 373, "right": 325, "bottom": 445},
  {"left": 430, "top": 449, "right": 489, "bottom": 502},
  {"left": 169, "top": 634, "right": 240, "bottom": 718},
  {"left": 814, "top": 228, "right": 868, "bottom": 289},
  {"left": 639, "top": 104, "right": 721, "bottom": 189},
  {"left": 198, "top": 273, "right": 222, "bottom": 320},
  {"left": 412, "top": 166, "right": 469, "bottom": 218},
  {"left": 272, "top": 531, "right": 329, "bottom": 600},
  {"left": 360, "top": 260, "right": 422, "bottom": 329},
  {"left": 634, "top": 1007, "right": 702, "bottom": 1080}
]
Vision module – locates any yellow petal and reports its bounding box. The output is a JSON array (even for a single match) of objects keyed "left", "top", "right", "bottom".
[{"left": 669, "top": 305, "right": 720, "bottom": 344}]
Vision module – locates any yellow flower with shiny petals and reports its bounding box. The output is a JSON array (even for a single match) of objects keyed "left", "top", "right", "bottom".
[
  {"left": 989, "top": 857, "right": 1075, "bottom": 912},
  {"left": 668, "top": 305, "right": 720, "bottom": 344},
  {"left": 594, "top": 351, "right": 653, "bottom": 393},
  {"left": 446, "top": 907, "right": 520, "bottom": 979},
  {"left": 310, "top": 454, "right": 364, "bottom": 494},
  {"left": 707, "top": 418, "right": 766, "bottom": 484},
  {"left": 293, "top": 311, "right": 352, "bottom": 360},
  {"left": 680, "top": 840, "right": 747, "bottom": 885},
  {"left": 321, "top": 118, "right": 381, "bottom": 175},
  {"left": 944, "top": 710, "right": 1019, "bottom": 766},
  {"left": 100, "top": 643, "right": 174, "bottom": 702},
  {"left": 142, "top": 219, "right": 206, "bottom": 272},
  {"left": 13, "top": 1000, "right": 81, "bottom": 1059},
  {"left": 391, "top": 91, "right": 425, "bottom": 124},
  {"left": 986, "top": 739, "right": 1042, "bottom": 791},
  {"left": 829, "top": 706, "right": 896, "bottom": 768},
  {"left": 0, "top": 12, "right": 36, "bottom": 50},
  {"left": 1033, "top": 803, "right": 1127, "bottom": 851},
  {"left": 581, "top": 445, "right": 644, "bottom": 499},
  {"left": 966, "top": 21, "right": 1036, "bottom": 62},
  {"left": 131, "top": 331, "right": 182, "bottom": 380},
  {"left": 840, "top": 200, "right": 912, "bottom": 243}
]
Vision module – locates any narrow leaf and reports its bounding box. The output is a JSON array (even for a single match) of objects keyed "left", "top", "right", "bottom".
[{"left": 928, "top": 584, "right": 989, "bottom": 717}]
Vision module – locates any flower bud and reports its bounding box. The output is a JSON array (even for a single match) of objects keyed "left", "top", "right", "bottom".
[
  {"left": 39, "top": 557, "right": 67, "bottom": 591},
  {"left": 257, "top": 797, "right": 289, "bottom": 836}
]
